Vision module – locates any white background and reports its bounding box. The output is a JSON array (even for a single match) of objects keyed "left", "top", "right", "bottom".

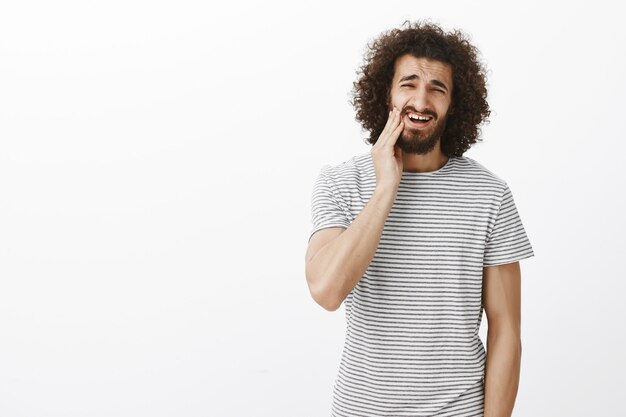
[{"left": 1, "top": 1, "right": 625, "bottom": 416}]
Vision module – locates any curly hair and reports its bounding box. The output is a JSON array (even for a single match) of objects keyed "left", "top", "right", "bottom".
[{"left": 350, "top": 19, "right": 491, "bottom": 157}]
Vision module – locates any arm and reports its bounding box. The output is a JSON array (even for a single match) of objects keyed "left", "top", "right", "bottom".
[
  {"left": 305, "top": 185, "right": 397, "bottom": 311},
  {"left": 482, "top": 261, "right": 522, "bottom": 417},
  {"left": 305, "top": 108, "right": 405, "bottom": 312}
]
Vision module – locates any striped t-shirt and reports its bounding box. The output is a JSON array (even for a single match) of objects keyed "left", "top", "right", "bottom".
[{"left": 309, "top": 151, "right": 534, "bottom": 417}]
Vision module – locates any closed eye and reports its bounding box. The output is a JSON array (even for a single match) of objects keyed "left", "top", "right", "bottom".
[{"left": 400, "top": 84, "right": 445, "bottom": 94}]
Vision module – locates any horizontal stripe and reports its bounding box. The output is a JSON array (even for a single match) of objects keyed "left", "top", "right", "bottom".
[{"left": 310, "top": 152, "right": 534, "bottom": 416}]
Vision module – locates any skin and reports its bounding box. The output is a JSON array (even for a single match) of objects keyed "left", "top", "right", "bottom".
[
  {"left": 306, "top": 53, "right": 522, "bottom": 417},
  {"left": 386, "top": 54, "right": 455, "bottom": 174},
  {"left": 482, "top": 261, "right": 523, "bottom": 417}
]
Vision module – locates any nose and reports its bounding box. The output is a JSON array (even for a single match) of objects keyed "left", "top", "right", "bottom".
[{"left": 407, "top": 86, "right": 431, "bottom": 114}]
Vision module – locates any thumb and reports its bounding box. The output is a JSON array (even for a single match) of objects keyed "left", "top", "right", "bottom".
[{"left": 394, "top": 144, "right": 403, "bottom": 163}]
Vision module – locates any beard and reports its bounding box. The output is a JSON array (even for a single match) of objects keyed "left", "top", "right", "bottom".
[{"left": 396, "top": 111, "right": 449, "bottom": 154}]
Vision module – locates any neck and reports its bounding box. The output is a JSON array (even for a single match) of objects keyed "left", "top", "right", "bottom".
[{"left": 402, "top": 145, "right": 449, "bottom": 173}]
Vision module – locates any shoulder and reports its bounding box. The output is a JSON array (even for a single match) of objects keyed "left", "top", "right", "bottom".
[
  {"left": 454, "top": 155, "right": 508, "bottom": 191},
  {"left": 319, "top": 151, "right": 373, "bottom": 186}
]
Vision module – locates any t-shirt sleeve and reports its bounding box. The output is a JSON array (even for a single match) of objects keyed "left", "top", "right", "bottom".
[
  {"left": 308, "top": 166, "right": 352, "bottom": 243},
  {"left": 483, "top": 183, "right": 535, "bottom": 267}
]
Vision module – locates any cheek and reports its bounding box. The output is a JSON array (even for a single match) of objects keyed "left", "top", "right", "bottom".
[
  {"left": 437, "top": 100, "right": 453, "bottom": 115},
  {"left": 392, "top": 98, "right": 409, "bottom": 111},
  {"left": 389, "top": 90, "right": 407, "bottom": 105}
]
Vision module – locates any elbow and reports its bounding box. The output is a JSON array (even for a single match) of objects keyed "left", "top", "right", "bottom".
[
  {"left": 306, "top": 274, "right": 342, "bottom": 312},
  {"left": 319, "top": 293, "right": 342, "bottom": 312},
  {"left": 312, "top": 282, "right": 342, "bottom": 312}
]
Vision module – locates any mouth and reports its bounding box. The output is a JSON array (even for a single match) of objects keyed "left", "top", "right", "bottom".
[{"left": 404, "top": 112, "right": 433, "bottom": 129}]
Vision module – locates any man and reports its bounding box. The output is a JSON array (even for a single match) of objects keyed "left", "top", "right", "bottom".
[{"left": 305, "top": 20, "right": 534, "bottom": 417}]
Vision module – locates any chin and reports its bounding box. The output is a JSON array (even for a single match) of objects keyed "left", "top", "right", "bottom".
[{"left": 397, "top": 129, "right": 438, "bottom": 150}]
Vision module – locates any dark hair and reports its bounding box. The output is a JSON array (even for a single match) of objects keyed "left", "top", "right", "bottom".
[{"left": 350, "top": 19, "right": 491, "bottom": 157}]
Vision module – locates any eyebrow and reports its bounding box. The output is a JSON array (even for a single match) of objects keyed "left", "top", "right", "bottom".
[{"left": 398, "top": 74, "right": 450, "bottom": 92}]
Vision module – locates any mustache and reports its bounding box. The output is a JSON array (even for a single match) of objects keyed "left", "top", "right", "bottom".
[{"left": 401, "top": 107, "right": 436, "bottom": 118}]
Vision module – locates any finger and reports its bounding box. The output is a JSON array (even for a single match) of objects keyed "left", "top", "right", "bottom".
[
  {"left": 386, "top": 120, "right": 404, "bottom": 147},
  {"left": 378, "top": 108, "right": 401, "bottom": 148}
]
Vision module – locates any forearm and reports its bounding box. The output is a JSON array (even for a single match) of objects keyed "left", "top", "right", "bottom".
[
  {"left": 308, "top": 185, "right": 396, "bottom": 311},
  {"left": 484, "top": 328, "right": 522, "bottom": 417}
]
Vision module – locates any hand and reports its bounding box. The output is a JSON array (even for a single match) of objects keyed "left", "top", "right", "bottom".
[{"left": 371, "top": 107, "right": 404, "bottom": 190}]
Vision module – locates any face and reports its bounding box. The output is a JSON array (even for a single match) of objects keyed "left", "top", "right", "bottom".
[{"left": 388, "top": 54, "right": 454, "bottom": 154}]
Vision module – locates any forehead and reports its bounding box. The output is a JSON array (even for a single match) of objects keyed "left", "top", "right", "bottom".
[{"left": 392, "top": 54, "right": 453, "bottom": 86}]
